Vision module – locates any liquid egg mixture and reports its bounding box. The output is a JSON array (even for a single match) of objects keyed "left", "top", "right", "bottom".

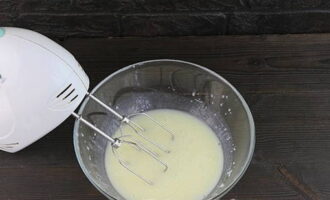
[{"left": 105, "top": 109, "right": 224, "bottom": 200}]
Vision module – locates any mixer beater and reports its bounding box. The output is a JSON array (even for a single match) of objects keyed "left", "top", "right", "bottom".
[{"left": 72, "top": 93, "right": 176, "bottom": 185}]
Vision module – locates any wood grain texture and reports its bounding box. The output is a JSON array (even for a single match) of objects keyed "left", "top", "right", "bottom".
[
  {"left": 11, "top": 0, "right": 330, "bottom": 13},
  {"left": 2, "top": 34, "right": 330, "bottom": 199},
  {"left": 227, "top": 12, "right": 330, "bottom": 35},
  {"left": 5, "top": 1, "right": 330, "bottom": 37},
  {"left": 121, "top": 13, "right": 227, "bottom": 36},
  {"left": 17, "top": 14, "right": 121, "bottom": 38}
]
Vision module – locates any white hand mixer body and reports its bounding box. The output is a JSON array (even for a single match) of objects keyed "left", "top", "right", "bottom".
[
  {"left": 0, "top": 27, "right": 173, "bottom": 184},
  {"left": 0, "top": 27, "right": 90, "bottom": 152}
]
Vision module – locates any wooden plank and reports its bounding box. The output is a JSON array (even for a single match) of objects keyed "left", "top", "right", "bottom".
[{"left": 2, "top": 34, "right": 330, "bottom": 199}]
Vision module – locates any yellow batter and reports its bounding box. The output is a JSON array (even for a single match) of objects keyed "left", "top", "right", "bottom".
[{"left": 105, "top": 109, "right": 223, "bottom": 200}]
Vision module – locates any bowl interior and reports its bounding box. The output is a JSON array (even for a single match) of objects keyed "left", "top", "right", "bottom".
[{"left": 73, "top": 60, "right": 255, "bottom": 199}]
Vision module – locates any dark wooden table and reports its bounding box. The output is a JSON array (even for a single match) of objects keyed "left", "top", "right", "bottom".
[{"left": 1, "top": 34, "right": 330, "bottom": 200}]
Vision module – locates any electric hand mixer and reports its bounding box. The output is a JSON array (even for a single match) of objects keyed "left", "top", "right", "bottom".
[{"left": 0, "top": 27, "right": 174, "bottom": 184}]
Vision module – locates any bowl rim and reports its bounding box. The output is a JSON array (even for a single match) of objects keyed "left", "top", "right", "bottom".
[{"left": 73, "top": 59, "right": 255, "bottom": 199}]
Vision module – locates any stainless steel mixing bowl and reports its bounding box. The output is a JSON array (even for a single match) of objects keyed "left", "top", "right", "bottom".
[{"left": 73, "top": 59, "right": 255, "bottom": 199}]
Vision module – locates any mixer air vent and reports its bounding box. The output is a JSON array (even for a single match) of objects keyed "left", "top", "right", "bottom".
[
  {"left": 63, "top": 88, "right": 75, "bottom": 100},
  {"left": 49, "top": 83, "right": 80, "bottom": 110},
  {"left": 56, "top": 83, "right": 79, "bottom": 103},
  {"left": 57, "top": 83, "right": 72, "bottom": 98},
  {"left": 70, "top": 95, "right": 78, "bottom": 102}
]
